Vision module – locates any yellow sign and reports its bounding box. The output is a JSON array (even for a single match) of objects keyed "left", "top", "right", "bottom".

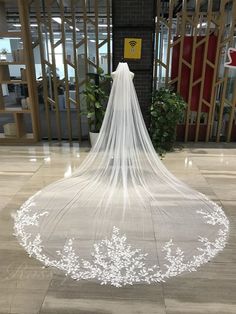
[{"left": 124, "top": 38, "right": 142, "bottom": 59}]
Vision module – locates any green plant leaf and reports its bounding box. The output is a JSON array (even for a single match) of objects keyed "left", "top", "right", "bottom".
[
  {"left": 97, "top": 67, "right": 104, "bottom": 75},
  {"left": 151, "top": 111, "right": 158, "bottom": 117},
  {"left": 87, "top": 112, "right": 95, "bottom": 119},
  {"left": 83, "top": 68, "right": 112, "bottom": 131},
  {"left": 95, "top": 101, "right": 101, "bottom": 108},
  {"left": 150, "top": 87, "right": 187, "bottom": 152},
  {"left": 88, "top": 94, "right": 96, "bottom": 102}
]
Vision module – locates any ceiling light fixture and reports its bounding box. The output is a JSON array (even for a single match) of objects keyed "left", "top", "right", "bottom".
[
  {"left": 52, "top": 18, "right": 79, "bottom": 31},
  {"left": 98, "top": 24, "right": 112, "bottom": 27},
  {"left": 197, "top": 22, "right": 207, "bottom": 28},
  {"left": 69, "top": 25, "right": 80, "bottom": 32},
  {"left": 52, "top": 17, "right": 62, "bottom": 24},
  {"left": 13, "top": 23, "right": 38, "bottom": 27}
]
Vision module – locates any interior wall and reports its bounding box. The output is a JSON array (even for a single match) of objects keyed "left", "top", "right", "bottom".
[{"left": 112, "top": 0, "right": 156, "bottom": 125}]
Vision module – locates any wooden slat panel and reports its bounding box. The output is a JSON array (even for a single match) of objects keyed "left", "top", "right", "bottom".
[
  {"left": 83, "top": 0, "right": 89, "bottom": 86},
  {"left": 59, "top": 0, "right": 72, "bottom": 142},
  {"left": 206, "top": 59, "right": 215, "bottom": 68},
  {"left": 156, "top": 60, "right": 167, "bottom": 68},
  {"left": 18, "top": 0, "right": 40, "bottom": 141},
  {"left": 202, "top": 99, "right": 211, "bottom": 107},
  {"left": 192, "top": 77, "right": 202, "bottom": 87},
  {"left": 53, "top": 38, "right": 63, "bottom": 49},
  {"left": 95, "top": 0, "right": 99, "bottom": 68},
  {"left": 153, "top": 0, "right": 236, "bottom": 143},
  {"left": 164, "top": 0, "right": 174, "bottom": 86},
  {"left": 184, "top": 0, "right": 201, "bottom": 142},
  {"left": 195, "top": 0, "right": 213, "bottom": 142},
  {"left": 98, "top": 39, "right": 108, "bottom": 49},
  {"left": 171, "top": 37, "right": 181, "bottom": 46},
  {"left": 107, "top": 0, "right": 111, "bottom": 75},
  {"left": 71, "top": 0, "right": 82, "bottom": 141},
  {"left": 153, "top": 0, "right": 161, "bottom": 88},
  {"left": 226, "top": 79, "right": 236, "bottom": 142},
  {"left": 182, "top": 58, "right": 191, "bottom": 68},
  {"left": 48, "top": 98, "right": 56, "bottom": 106},
  {"left": 225, "top": 0, "right": 236, "bottom": 142},
  {"left": 47, "top": 2, "right": 62, "bottom": 141},
  {"left": 31, "top": 0, "right": 111, "bottom": 142},
  {"left": 75, "top": 39, "right": 86, "bottom": 49},
  {"left": 195, "top": 36, "right": 207, "bottom": 48},
  {"left": 216, "top": 0, "right": 236, "bottom": 142},
  {"left": 177, "top": 1, "right": 187, "bottom": 93},
  {"left": 34, "top": 0, "right": 52, "bottom": 140}
]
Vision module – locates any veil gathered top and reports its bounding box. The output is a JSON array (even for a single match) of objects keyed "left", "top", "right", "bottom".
[{"left": 14, "top": 62, "right": 229, "bottom": 287}]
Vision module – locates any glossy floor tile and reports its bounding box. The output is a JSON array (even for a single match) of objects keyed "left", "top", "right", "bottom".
[{"left": 0, "top": 143, "right": 235, "bottom": 314}]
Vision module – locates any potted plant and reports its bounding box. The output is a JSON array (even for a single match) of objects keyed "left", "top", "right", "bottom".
[
  {"left": 150, "top": 88, "right": 187, "bottom": 155},
  {"left": 83, "top": 67, "right": 111, "bottom": 146},
  {"left": 0, "top": 48, "right": 8, "bottom": 61}
]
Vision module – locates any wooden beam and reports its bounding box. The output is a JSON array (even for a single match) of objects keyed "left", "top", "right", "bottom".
[
  {"left": 195, "top": 0, "right": 213, "bottom": 142},
  {"left": 59, "top": 0, "right": 72, "bottom": 142},
  {"left": 184, "top": 0, "right": 201, "bottom": 142},
  {"left": 18, "top": 0, "right": 40, "bottom": 141}
]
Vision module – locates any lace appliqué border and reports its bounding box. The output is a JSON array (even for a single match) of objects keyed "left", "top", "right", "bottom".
[{"left": 13, "top": 191, "right": 229, "bottom": 287}]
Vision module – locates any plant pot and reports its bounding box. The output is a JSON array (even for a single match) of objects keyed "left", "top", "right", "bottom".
[
  {"left": 89, "top": 131, "right": 99, "bottom": 147},
  {"left": 3, "top": 123, "right": 17, "bottom": 137}
]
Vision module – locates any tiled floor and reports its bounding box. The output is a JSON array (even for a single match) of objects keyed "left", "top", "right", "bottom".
[{"left": 0, "top": 143, "right": 236, "bottom": 314}]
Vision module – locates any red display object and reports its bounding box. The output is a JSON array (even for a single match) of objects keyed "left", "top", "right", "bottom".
[
  {"left": 171, "top": 35, "right": 218, "bottom": 140},
  {"left": 225, "top": 48, "right": 236, "bottom": 68}
]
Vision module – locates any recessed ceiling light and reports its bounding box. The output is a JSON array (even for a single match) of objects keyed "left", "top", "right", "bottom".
[
  {"left": 69, "top": 25, "right": 80, "bottom": 31},
  {"left": 197, "top": 22, "right": 206, "bottom": 27},
  {"left": 53, "top": 17, "right": 62, "bottom": 24},
  {"left": 13, "top": 24, "right": 39, "bottom": 28},
  {"left": 53, "top": 18, "right": 79, "bottom": 31},
  {"left": 98, "top": 24, "right": 112, "bottom": 27}
]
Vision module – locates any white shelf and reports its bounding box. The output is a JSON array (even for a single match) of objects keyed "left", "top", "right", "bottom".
[
  {"left": 0, "top": 62, "right": 26, "bottom": 65},
  {"left": 0, "top": 80, "right": 27, "bottom": 84},
  {"left": 0, "top": 109, "right": 31, "bottom": 113}
]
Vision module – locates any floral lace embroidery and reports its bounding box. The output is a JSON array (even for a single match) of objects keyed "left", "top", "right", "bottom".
[
  {"left": 13, "top": 191, "right": 229, "bottom": 287},
  {"left": 79, "top": 226, "right": 163, "bottom": 287}
]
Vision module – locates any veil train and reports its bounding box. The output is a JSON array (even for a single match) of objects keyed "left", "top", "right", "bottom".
[{"left": 14, "top": 62, "right": 229, "bottom": 287}]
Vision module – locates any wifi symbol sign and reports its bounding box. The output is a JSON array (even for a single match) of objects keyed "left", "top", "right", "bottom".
[
  {"left": 124, "top": 38, "right": 142, "bottom": 59},
  {"left": 129, "top": 40, "right": 137, "bottom": 53}
]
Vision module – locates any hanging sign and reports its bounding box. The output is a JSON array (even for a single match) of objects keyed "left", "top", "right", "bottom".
[
  {"left": 124, "top": 38, "right": 142, "bottom": 59},
  {"left": 225, "top": 48, "right": 236, "bottom": 68}
]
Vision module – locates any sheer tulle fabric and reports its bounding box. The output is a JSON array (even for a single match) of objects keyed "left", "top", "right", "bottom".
[{"left": 14, "top": 63, "right": 229, "bottom": 287}]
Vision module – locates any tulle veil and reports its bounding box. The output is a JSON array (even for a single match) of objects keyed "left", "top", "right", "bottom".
[{"left": 13, "top": 62, "right": 229, "bottom": 287}]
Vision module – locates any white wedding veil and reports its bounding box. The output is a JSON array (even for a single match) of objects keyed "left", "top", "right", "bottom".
[{"left": 14, "top": 62, "right": 229, "bottom": 287}]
